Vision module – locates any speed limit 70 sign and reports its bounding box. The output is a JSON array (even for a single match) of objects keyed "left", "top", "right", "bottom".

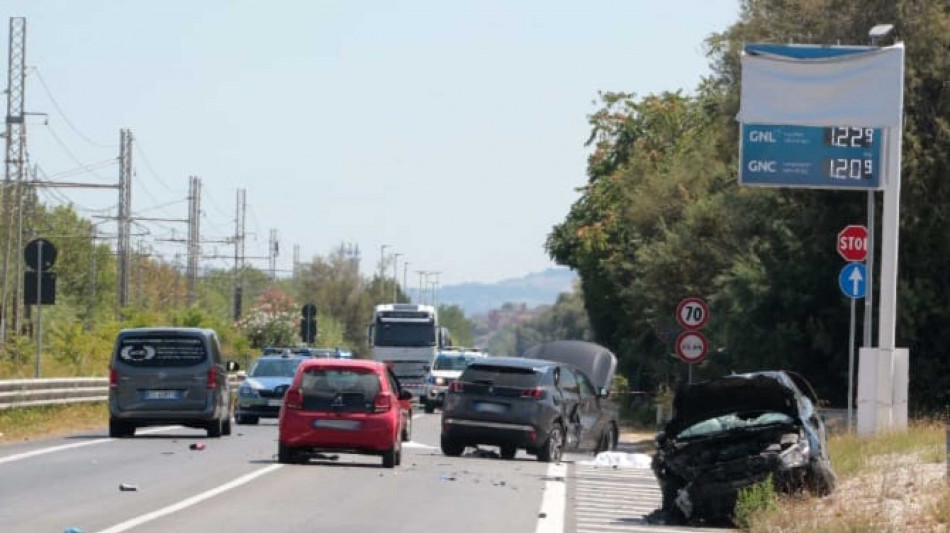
[{"left": 676, "top": 297, "right": 709, "bottom": 330}]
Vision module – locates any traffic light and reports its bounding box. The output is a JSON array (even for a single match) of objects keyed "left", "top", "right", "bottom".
[{"left": 300, "top": 304, "right": 317, "bottom": 344}]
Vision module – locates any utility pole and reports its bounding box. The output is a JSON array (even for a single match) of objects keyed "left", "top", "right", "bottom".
[
  {"left": 403, "top": 262, "right": 408, "bottom": 302},
  {"left": 117, "top": 128, "right": 133, "bottom": 311},
  {"left": 378, "top": 244, "right": 389, "bottom": 282},
  {"left": 415, "top": 271, "right": 426, "bottom": 304},
  {"left": 392, "top": 253, "right": 402, "bottom": 302},
  {"left": 1, "top": 17, "right": 27, "bottom": 343},
  {"left": 233, "top": 188, "right": 246, "bottom": 320},
  {"left": 186, "top": 176, "right": 201, "bottom": 305},
  {"left": 268, "top": 228, "right": 278, "bottom": 280},
  {"left": 292, "top": 244, "right": 300, "bottom": 279}
]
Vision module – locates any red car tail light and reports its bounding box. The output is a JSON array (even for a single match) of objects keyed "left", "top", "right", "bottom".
[
  {"left": 206, "top": 366, "right": 217, "bottom": 389},
  {"left": 373, "top": 392, "right": 392, "bottom": 413},
  {"left": 448, "top": 381, "right": 464, "bottom": 393},
  {"left": 521, "top": 387, "right": 544, "bottom": 399},
  {"left": 109, "top": 367, "right": 118, "bottom": 388},
  {"left": 284, "top": 388, "right": 303, "bottom": 410}
]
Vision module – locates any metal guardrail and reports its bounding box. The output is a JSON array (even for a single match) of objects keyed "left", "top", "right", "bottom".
[
  {"left": 0, "top": 377, "right": 108, "bottom": 410},
  {"left": 0, "top": 375, "right": 244, "bottom": 410}
]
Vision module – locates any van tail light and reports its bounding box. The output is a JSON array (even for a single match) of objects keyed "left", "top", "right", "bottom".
[
  {"left": 373, "top": 392, "right": 393, "bottom": 413},
  {"left": 449, "top": 381, "right": 464, "bottom": 393},
  {"left": 521, "top": 387, "right": 544, "bottom": 399},
  {"left": 206, "top": 366, "right": 217, "bottom": 389},
  {"left": 284, "top": 389, "right": 303, "bottom": 410},
  {"left": 109, "top": 368, "right": 118, "bottom": 388}
]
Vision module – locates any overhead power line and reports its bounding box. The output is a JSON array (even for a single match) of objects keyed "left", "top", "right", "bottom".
[{"left": 32, "top": 66, "right": 116, "bottom": 149}]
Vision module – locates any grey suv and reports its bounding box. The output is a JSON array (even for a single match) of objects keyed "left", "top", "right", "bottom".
[
  {"left": 108, "top": 328, "right": 238, "bottom": 438},
  {"left": 440, "top": 342, "right": 618, "bottom": 462}
]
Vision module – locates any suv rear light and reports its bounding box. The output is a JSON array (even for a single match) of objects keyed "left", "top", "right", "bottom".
[
  {"left": 449, "top": 381, "right": 464, "bottom": 393},
  {"left": 206, "top": 366, "right": 217, "bottom": 389},
  {"left": 284, "top": 389, "right": 303, "bottom": 410},
  {"left": 373, "top": 392, "right": 392, "bottom": 413},
  {"left": 521, "top": 387, "right": 544, "bottom": 399},
  {"left": 109, "top": 368, "right": 118, "bottom": 388}
]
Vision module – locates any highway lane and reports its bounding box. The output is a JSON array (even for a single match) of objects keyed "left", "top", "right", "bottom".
[
  {"left": 0, "top": 411, "right": 707, "bottom": 533},
  {"left": 0, "top": 413, "right": 553, "bottom": 533}
]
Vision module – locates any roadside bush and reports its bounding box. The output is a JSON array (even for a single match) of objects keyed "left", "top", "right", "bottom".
[{"left": 734, "top": 476, "right": 779, "bottom": 529}]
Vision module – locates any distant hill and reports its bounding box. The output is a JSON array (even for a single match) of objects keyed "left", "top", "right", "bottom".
[{"left": 440, "top": 268, "right": 577, "bottom": 315}]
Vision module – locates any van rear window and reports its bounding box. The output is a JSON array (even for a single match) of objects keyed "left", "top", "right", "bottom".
[{"left": 116, "top": 335, "right": 207, "bottom": 367}]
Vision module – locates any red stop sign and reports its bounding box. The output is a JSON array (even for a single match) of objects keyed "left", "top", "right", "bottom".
[{"left": 837, "top": 225, "right": 868, "bottom": 262}]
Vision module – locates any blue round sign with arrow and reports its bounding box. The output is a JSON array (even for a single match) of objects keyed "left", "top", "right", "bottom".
[{"left": 838, "top": 262, "right": 867, "bottom": 299}]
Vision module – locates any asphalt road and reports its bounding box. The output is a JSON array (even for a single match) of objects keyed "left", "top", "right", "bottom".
[
  {"left": 0, "top": 412, "right": 710, "bottom": 533},
  {"left": 0, "top": 413, "right": 552, "bottom": 533}
]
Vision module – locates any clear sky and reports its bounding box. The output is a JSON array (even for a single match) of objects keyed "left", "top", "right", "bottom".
[{"left": 2, "top": 0, "right": 739, "bottom": 285}]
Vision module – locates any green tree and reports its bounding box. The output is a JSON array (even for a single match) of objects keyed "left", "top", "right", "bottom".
[
  {"left": 437, "top": 305, "right": 475, "bottom": 347},
  {"left": 547, "top": 0, "right": 950, "bottom": 410}
]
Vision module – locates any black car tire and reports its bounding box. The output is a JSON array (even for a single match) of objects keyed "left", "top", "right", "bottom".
[
  {"left": 222, "top": 417, "right": 232, "bottom": 436},
  {"left": 109, "top": 419, "right": 134, "bottom": 438},
  {"left": 382, "top": 442, "right": 401, "bottom": 468},
  {"left": 537, "top": 424, "right": 564, "bottom": 463},
  {"left": 597, "top": 424, "right": 617, "bottom": 453},
  {"left": 206, "top": 418, "right": 223, "bottom": 438},
  {"left": 805, "top": 458, "right": 836, "bottom": 496},
  {"left": 236, "top": 414, "right": 259, "bottom": 425},
  {"left": 278, "top": 443, "right": 301, "bottom": 464},
  {"left": 440, "top": 433, "right": 465, "bottom": 457},
  {"left": 401, "top": 413, "right": 412, "bottom": 442},
  {"left": 660, "top": 483, "right": 687, "bottom": 525},
  {"left": 424, "top": 400, "right": 435, "bottom": 414},
  {"left": 500, "top": 445, "right": 517, "bottom": 460}
]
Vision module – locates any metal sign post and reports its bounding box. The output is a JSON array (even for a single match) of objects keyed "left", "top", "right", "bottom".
[
  {"left": 35, "top": 241, "right": 42, "bottom": 379},
  {"left": 839, "top": 262, "right": 867, "bottom": 432}
]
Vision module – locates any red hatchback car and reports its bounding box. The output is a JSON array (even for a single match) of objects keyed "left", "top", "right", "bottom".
[{"left": 278, "top": 359, "right": 413, "bottom": 468}]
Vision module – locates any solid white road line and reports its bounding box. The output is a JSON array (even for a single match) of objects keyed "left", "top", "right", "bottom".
[
  {"left": 535, "top": 461, "right": 568, "bottom": 533},
  {"left": 0, "top": 425, "right": 180, "bottom": 466},
  {"left": 95, "top": 464, "right": 284, "bottom": 533},
  {"left": 403, "top": 441, "right": 438, "bottom": 449}
]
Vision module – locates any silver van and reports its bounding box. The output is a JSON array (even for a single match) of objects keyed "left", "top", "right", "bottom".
[{"left": 108, "top": 328, "right": 239, "bottom": 438}]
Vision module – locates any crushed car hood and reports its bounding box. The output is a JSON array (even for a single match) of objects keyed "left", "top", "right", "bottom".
[
  {"left": 665, "top": 372, "right": 806, "bottom": 437},
  {"left": 521, "top": 340, "right": 617, "bottom": 391}
]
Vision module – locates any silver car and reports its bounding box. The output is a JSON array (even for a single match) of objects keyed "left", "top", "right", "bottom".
[{"left": 108, "top": 328, "right": 238, "bottom": 438}]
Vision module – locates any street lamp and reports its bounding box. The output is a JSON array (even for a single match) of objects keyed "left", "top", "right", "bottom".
[{"left": 392, "top": 253, "right": 402, "bottom": 302}]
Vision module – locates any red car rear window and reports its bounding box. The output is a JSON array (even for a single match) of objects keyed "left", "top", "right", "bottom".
[{"left": 299, "top": 369, "right": 381, "bottom": 412}]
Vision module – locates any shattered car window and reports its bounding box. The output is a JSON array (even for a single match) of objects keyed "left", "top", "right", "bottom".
[{"left": 677, "top": 412, "right": 795, "bottom": 439}]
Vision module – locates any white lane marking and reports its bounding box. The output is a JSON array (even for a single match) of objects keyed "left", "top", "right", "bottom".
[
  {"left": 535, "top": 462, "right": 567, "bottom": 533},
  {"left": 0, "top": 425, "right": 180, "bottom": 466},
  {"left": 402, "top": 441, "right": 438, "bottom": 449},
  {"left": 95, "top": 464, "right": 283, "bottom": 533}
]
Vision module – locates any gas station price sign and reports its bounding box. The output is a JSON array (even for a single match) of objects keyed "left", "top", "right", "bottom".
[{"left": 740, "top": 124, "right": 883, "bottom": 190}]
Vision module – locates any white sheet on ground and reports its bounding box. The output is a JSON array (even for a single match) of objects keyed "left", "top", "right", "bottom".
[{"left": 578, "top": 451, "right": 652, "bottom": 469}]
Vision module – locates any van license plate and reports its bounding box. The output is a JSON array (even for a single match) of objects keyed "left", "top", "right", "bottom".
[
  {"left": 313, "top": 419, "right": 361, "bottom": 431},
  {"left": 145, "top": 389, "right": 180, "bottom": 400},
  {"left": 267, "top": 399, "right": 282, "bottom": 407},
  {"left": 474, "top": 402, "right": 507, "bottom": 414}
]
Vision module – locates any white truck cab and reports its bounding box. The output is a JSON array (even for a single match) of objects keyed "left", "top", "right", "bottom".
[{"left": 369, "top": 303, "right": 448, "bottom": 400}]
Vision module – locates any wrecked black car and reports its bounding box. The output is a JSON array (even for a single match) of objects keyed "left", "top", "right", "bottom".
[{"left": 652, "top": 371, "right": 836, "bottom": 524}]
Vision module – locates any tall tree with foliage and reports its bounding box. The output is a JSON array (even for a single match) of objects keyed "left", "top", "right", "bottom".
[{"left": 547, "top": 0, "right": 950, "bottom": 410}]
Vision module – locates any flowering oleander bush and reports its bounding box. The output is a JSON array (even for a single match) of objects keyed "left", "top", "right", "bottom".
[{"left": 237, "top": 289, "right": 299, "bottom": 348}]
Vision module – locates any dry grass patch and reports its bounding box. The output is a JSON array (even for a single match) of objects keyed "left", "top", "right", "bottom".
[
  {"left": 0, "top": 402, "right": 108, "bottom": 443},
  {"left": 741, "top": 422, "right": 949, "bottom": 533}
]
